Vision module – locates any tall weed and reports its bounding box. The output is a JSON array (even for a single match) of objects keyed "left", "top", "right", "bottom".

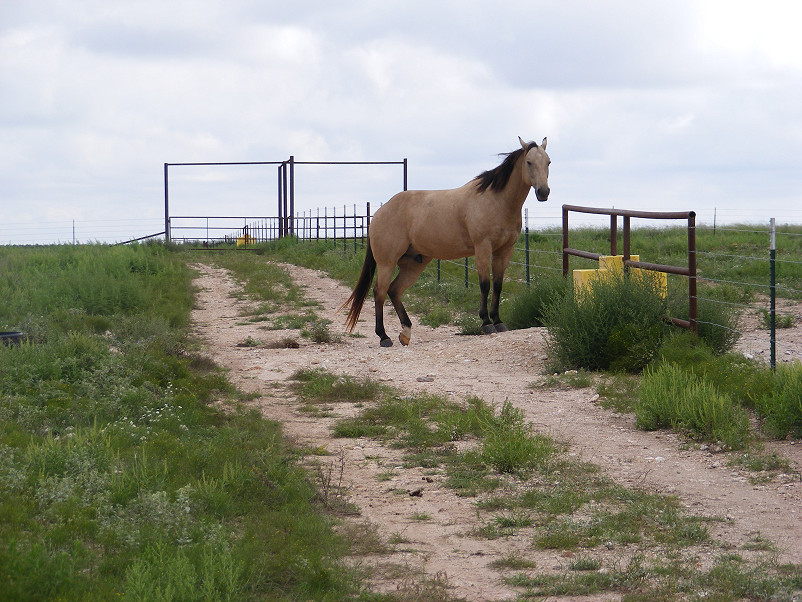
[
  {"left": 505, "top": 274, "right": 570, "bottom": 329},
  {"left": 756, "top": 362, "right": 802, "bottom": 439},
  {"left": 636, "top": 363, "right": 751, "bottom": 449}
]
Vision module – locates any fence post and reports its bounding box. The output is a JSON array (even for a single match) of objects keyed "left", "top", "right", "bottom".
[
  {"left": 688, "top": 212, "right": 697, "bottom": 335},
  {"left": 464, "top": 257, "right": 468, "bottom": 288},
  {"left": 524, "top": 208, "right": 530, "bottom": 287},
  {"left": 561, "top": 206, "right": 569, "bottom": 276},
  {"left": 770, "top": 217, "right": 776, "bottom": 370}
]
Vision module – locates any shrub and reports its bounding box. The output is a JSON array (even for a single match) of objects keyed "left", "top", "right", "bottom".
[
  {"left": 506, "top": 274, "right": 571, "bottom": 329},
  {"left": 667, "top": 285, "right": 742, "bottom": 355},
  {"left": 756, "top": 362, "right": 802, "bottom": 439},
  {"left": 654, "top": 333, "right": 772, "bottom": 408},
  {"left": 543, "top": 274, "right": 670, "bottom": 373},
  {"left": 480, "top": 401, "right": 557, "bottom": 474},
  {"left": 636, "top": 363, "right": 751, "bottom": 449}
]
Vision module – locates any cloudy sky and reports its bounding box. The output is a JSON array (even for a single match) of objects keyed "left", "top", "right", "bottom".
[{"left": 2, "top": 0, "right": 801, "bottom": 244}]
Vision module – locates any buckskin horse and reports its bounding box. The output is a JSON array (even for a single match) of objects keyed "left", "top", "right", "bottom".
[{"left": 342, "top": 137, "right": 551, "bottom": 347}]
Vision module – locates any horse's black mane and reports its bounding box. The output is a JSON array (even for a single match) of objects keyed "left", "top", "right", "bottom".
[{"left": 473, "top": 143, "right": 538, "bottom": 193}]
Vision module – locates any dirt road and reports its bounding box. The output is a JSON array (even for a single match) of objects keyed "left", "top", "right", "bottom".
[{"left": 190, "top": 261, "right": 802, "bottom": 600}]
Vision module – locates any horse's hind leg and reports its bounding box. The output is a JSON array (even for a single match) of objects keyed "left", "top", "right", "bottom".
[
  {"left": 388, "top": 256, "right": 430, "bottom": 345},
  {"left": 373, "top": 264, "right": 394, "bottom": 347}
]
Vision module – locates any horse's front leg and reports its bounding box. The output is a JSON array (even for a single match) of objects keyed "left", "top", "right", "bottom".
[
  {"left": 490, "top": 251, "right": 513, "bottom": 332},
  {"left": 475, "top": 244, "right": 496, "bottom": 334}
]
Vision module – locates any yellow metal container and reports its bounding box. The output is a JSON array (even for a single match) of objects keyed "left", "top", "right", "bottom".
[{"left": 573, "top": 255, "right": 666, "bottom": 298}]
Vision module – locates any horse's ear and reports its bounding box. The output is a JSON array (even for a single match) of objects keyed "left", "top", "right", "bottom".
[
  {"left": 541, "top": 137, "right": 547, "bottom": 150},
  {"left": 519, "top": 136, "right": 528, "bottom": 151}
]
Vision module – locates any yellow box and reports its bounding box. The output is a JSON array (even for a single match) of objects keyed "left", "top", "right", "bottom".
[
  {"left": 573, "top": 268, "right": 608, "bottom": 297},
  {"left": 573, "top": 254, "right": 667, "bottom": 299},
  {"left": 599, "top": 255, "right": 638, "bottom": 272}
]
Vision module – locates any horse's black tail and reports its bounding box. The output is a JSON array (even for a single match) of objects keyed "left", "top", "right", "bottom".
[{"left": 341, "top": 239, "right": 376, "bottom": 333}]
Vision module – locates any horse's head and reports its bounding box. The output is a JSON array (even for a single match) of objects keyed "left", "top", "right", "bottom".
[{"left": 519, "top": 136, "right": 550, "bottom": 202}]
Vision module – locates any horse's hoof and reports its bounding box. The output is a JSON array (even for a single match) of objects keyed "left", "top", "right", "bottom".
[
  {"left": 481, "top": 324, "right": 497, "bottom": 335},
  {"left": 399, "top": 333, "right": 410, "bottom": 346},
  {"left": 380, "top": 338, "right": 393, "bottom": 347},
  {"left": 494, "top": 323, "right": 508, "bottom": 332}
]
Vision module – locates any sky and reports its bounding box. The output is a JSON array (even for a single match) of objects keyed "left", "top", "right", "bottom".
[{"left": 1, "top": 0, "right": 801, "bottom": 244}]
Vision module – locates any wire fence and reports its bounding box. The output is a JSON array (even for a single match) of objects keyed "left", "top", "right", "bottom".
[{"left": 215, "top": 204, "right": 802, "bottom": 367}]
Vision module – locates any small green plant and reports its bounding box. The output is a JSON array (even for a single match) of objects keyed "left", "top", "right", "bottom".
[
  {"left": 454, "top": 313, "right": 483, "bottom": 335},
  {"left": 302, "top": 319, "right": 339, "bottom": 343},
  {"left": 480, "top": 401, "right": 558, "bottom": 474},
  {"left": 291, "top": 368, "right": 384, "bottom": 403},
  {"left": 636, "top": 363, "right": 751, "bottom": 449},
  {"left": 755, "top": 361, "right": 802, "bottom": 439},
  {"left": 569, "top": 555, "right": 603, "bottom": 571},
  {"left": 489, "top": 552, "right": 537, "bottom": 571},
  {"left": 237, "top": 335, "right": 262, "bottom": 347},
  {"left": 759, "top": 309, "right": 796, "bottom": 329},
  {"left": 506, "top": 274, "right": 570, "bottom": 329}
]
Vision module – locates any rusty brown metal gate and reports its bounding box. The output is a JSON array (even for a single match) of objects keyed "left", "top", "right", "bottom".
[{"left": 561, "top": 204, "right": 697, "bottom": 334}]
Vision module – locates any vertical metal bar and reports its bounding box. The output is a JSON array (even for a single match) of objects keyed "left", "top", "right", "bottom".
[
  {"left": 623, "top": 216, "right": 631, "bottom": 264},
  {"left": 770, "top": 217, "right": 776, "bottom": 370},
  {"left": 289, "top": 156, "right": 295, "bottom": 237},
  {"left": 464, "top": 257, "right": 469, "bottom": 288},
  {"left": 353, "top": 203, "right": 357, "bottom": 254},
  {"left": 562, "top": 205, "right": 569, "bottom": 277},
  {"left": 277, "top": 163, "right": 282, "bottom": 238},
  {"left": 688, "top": 212, "right": 698, "bottom": 335},
  {"left": 437, "top": 259, "right": 441, "bottom": 283},
  {"left": 403, "top": 158, "right": 408, "bottom": 191},
  {"left": 163, "top": 163, "right": 170, "bottom": 242},
  {"left": 610, "top": 214, "right": 617, "bottom": 256},
  {"left": 280, "top": 162, "right": 288, "bottom": 238},
  {"left": 525, "top": 207, "right": 530, "bottom": 287}
]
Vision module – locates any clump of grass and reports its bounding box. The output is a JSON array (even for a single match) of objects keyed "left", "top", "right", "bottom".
[
  {"left": 480, "top": 401, "right": 559, "bottom": 475},
  {"left": 489, "top": 552, "right": 537, "bottom": 571},
  {"left": 755, "top": 361, "right": 802, "bottom": 439},
  {"left": 302, "top": 319, "right": 339, "bottom": 343},
  {"left": 532, "top": 369, "right": 595, "bottom": 390},
  {"left": 506, "top": 274, "right": 570, "bottom": 329},
  {"left": 455, "top": 313, "right": 483, "bottom": 335},
  {"left": 595, "top": 373, "right": 640, "bottom": 413},
  {"left": 290, "top": 368, "right": 385, "bottom": 403},
  {"left": 636, "top": 363, "right": 751, "bottom": 449},
  {"left": 759, "top": 309, "right": 796, "bottom": 329}
]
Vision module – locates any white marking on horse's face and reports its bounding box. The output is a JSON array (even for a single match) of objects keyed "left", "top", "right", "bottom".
[{"left": 523, "top": 137, "right": 550, "bottom": 202}]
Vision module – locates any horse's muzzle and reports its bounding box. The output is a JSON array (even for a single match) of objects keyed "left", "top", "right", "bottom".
[{"left": 536, "top": 187, "right": 550, "bottom": 202}]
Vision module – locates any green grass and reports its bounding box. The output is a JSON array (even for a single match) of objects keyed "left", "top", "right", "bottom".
[
  {"left": 0, "top": 244, "right": 369, "bottom": 601},
  {"left": 293, "top": 368, "right": 801, "bottom": 599},
  {"left": 636, "top": 363, "right": 752, "bottom": 450}
]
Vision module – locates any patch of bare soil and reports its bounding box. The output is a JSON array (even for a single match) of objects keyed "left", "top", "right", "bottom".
[{"left": 190, "top": 262, "right": 802, "bottom": 601}]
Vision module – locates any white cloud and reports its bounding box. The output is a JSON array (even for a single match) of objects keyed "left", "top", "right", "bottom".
[{"left": 1, "top": 1, "right": 801, "bottom": 243}]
